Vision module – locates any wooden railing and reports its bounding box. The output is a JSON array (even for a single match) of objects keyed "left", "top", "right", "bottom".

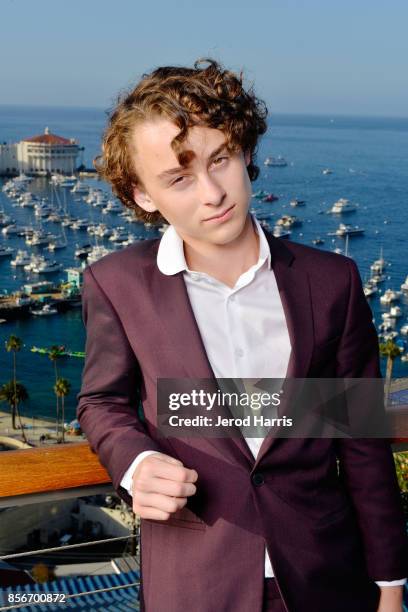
[
  {"left": 0, "top": 442, "right": 112, "bottom": 508},
  {"left": 0, "top": 406, "right": 407, "bottom": 508}
]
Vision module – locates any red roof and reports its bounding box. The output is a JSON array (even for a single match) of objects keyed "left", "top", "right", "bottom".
[{"left": 23, "top": 132, "right": 74, "bottom": 145}]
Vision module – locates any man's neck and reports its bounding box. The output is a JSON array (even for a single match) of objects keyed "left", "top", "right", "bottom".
[{"left": 181, "top": 215, "right": 260, "bottom": 288}]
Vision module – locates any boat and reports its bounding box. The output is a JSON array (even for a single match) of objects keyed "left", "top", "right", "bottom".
[
  {"left": 328, "top": 223, "right": 365, "bottom": 237},
  {"left": 370, "top": 248, "right": 387, "bottom": 274},
  {"left": 264, "top": 156, "right": 288, "bottom": 167},
  {"left": 71, "top": 219, "right": 89, "bottom": 230},
  {"left": 11, "top": 250, "right": 31, "bottom": 267},
  {"left": 2, "top": 224, "right": 26, "bottom": 235},
  {"left": 87, "top": 245, "right": 114, "bottom": 264},
  {"left": 0, "top": 246, "right": 14, "bottom": 258},
  {"left": 30, "top": 304, "right": 58, "bottom": 316},
  {"left": 400, "top": 276, "right": 408, "bottom": 293},
  {"left": 322, "top": 168, "right": 333, "bottom": 175},
  {"left": 102, "top": 199, "right": 123, "bottom": 214},
  {"left": 381, "top": 306, "right": 402, "bottom": 320},
  {"left": 400, "top": 324, "right": 408, "bottom": 336},
  {"left": 31, "top": 345, "right": 85, "bottom": 358},
  {"left": 290, "top": 199, "right": 305, "bottom": 207},
  {"left": 71, "top": 181, "right": 89, "bottom": 194},
  {"left": 312, "top": 237, "right": 324, "bottom": 246},
  {"left": 379, "top": 289, "right": 401, "bottom": 305},
  {"left": 262, "top": 193, "right": 279, "bottom": 203},
  {"left": 31, "top": 259, "right": 63, "bottom": 274},
  {"left": 252, "top": 190, "right": 269, "bottom": 200},
  {"left": 328, "top": 198, "right": 357, "bottom": 214},
  {"left": 363, "top": 282, "right": 378, "bottom": 298},
  {"left": 276, "top": 215, "right": 302, "bottom": 228},
  {"left": 75, "top": 244, "right": 93, "bottom": 259},
  {"left": 273, "top": 225, "right": 291, "bottom": 239}
]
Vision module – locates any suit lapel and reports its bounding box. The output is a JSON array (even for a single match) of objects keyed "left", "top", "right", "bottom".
[{"left": 254, "top": 231, "right": 315, "bottom": 466}]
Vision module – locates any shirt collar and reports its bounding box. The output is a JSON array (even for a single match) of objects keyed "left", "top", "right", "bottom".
[{"left": 157, "top": 214, "right": 271, "bottom": 276}]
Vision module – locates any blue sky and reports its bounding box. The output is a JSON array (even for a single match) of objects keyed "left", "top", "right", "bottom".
[{"left": 1, "top": 0, "right": 407, "bottom": 116}]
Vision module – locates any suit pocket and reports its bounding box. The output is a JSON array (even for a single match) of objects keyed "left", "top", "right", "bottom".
[
  {"left": 313, "top": 503, "right": 352, "bottom": 529},
  {"left": 144, "top": 506, "right": 207, "bottom": 531}
]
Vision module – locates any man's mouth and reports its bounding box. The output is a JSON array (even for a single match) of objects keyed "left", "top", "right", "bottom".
[{"left": 203, "top": 204, "right": 236, "bottom": 222}]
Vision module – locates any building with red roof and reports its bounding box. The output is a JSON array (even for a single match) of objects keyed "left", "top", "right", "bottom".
[{"left": 0, "top": 128, "right": 81, "bottom": 176}]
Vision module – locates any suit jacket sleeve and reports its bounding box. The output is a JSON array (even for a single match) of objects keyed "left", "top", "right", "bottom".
[
  {"left": 335, "top": 258, "right": 407, "bottom": 580},
  {"left": 77, "top": 266, "right": 162, "bottom": 503}
]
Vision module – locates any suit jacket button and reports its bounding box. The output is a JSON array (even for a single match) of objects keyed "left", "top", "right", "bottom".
[{"left": 251, "top": 472, "right": 265, "bottom": 486}]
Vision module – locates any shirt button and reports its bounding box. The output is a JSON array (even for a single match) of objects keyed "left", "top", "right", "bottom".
[
  {"left": 235, "top": 348, "right": 244, "bottom": 358},
  {"left": 190, "top": 273, "right": 200, "bottom": 281},
  {"left": 251, "top": 472, "right": 265, "bottom": 487},
  {"left": 229, "top": 294, "right": 236, "bottom": 302}
]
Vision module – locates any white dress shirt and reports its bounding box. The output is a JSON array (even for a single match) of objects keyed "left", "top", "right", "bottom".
[{"left": 120, "top": 215, "right": 405, "bottom": 587}]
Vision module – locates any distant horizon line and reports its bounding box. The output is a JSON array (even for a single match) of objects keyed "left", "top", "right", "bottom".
[{"left": 0, "top": 103, "right": 407, "bottom": 122}]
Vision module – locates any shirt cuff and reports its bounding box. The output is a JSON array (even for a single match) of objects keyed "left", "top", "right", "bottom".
[
  {"left": 375, "top": 579, "right": 407, "bottom": 587},
  {"left": 120, "top": 451, "right": 162, "bottom": 496}
]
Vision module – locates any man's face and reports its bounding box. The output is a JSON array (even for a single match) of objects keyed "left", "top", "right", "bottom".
[{"left": 131, "top": 118, "right": 252, "bottom": 247}]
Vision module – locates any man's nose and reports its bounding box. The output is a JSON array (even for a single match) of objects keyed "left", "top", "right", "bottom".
[{"left": 197, "top": 172, "right": 226, "bottom": 206}]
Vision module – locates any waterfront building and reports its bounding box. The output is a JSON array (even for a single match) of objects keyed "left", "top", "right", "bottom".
[
  {"left": 65, "top": 266, "right": 84, "bottom": 290},
  {"left": 0, "top": 128, "right": 81, "bottom": 176}
]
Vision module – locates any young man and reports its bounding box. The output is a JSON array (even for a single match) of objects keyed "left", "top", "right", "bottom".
[{"left": 77, "top": 59, "right": 407, "bottom": 612}]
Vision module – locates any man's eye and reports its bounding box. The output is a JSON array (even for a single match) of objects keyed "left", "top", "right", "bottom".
[
  {"left": 213, "top": 156, "right": 228, "bottom": 165},
  {"left": 171, "top": 176, "right": 186, "bottom": 185}
]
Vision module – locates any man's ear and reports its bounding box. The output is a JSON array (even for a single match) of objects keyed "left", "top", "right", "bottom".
[
  {"left": 244, "top": 149, "right": 251, "bottom": 167},
  {"left": 133, "top": 184, "right": 158, "bottom": 213}
]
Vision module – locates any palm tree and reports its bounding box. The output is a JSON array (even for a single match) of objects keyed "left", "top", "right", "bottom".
[
  {"left": 379, "top": 339, "right": 401, "bottom": 407},
  {"left": 4, "top": 335, "right": 26, "bottom": 434},
  {"left": 0, "top": 381, "right": 29, "bottom": 443},
  {"left": 54, "top": 377, "right": 71, "bottom": 443},
  {"left": 48, "top": 346, "right": 63, "bottom": 436}
]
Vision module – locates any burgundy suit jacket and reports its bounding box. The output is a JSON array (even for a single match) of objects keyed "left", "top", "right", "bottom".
[{"left": 77, "top": 230, "right": 407, "bottom": 612}]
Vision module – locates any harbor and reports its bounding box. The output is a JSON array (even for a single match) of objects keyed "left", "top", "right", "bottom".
[{"left": 0, "top": 110, "right": 408, "bottom": 424}]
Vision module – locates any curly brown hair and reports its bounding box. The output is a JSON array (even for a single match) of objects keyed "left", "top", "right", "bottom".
[{"left": 95, "top": 58, "right": 268, "bottom": 224}]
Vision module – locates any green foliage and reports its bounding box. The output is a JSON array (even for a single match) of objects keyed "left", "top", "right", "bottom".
[{"left": 394, "top": 451, "right": 408, "bottom": 492}]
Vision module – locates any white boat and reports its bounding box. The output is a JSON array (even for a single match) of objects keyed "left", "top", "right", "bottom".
[
  {"left": 30, "top": 303, "right": 58, "bottom": 316},
  {"left": 32, "top": 259, "right": 63, "bottom": 274},
  {"left": 87, "top": 245, "right": 114, "bottom": 264},
  {"left": 289, "top": 199, "right": 306, "bottom": 207},
  {"left": 264, "top": 156, "right": 288, "bottom": 167},
  {"left": 109, "top": 227, "right": 129, "bottom": 242},
  {"left": 364, "top": 283, "right": 378, "bottom": 298},
  {"left": 273, "top": 225, "right": 291, "bottom": 239},
  {"left": 328, "top": 198, "right": 357, "bottom": 214},
  {"left": 11, "top": 250, "right": 31, "bottom": 267},
  {"left": 59, "top": 176, "right": 77, "bottom": 188},
  {"left": 400, "top": 276, "right": 408, "bottom": 293},
  {"left": 71, "top": 181, "right": 89, "bottom": 194},
  {"left": 2, "top": 224, "right": 25, "bottom": 235},
  {"left": 329, "top": 223, "right": 365, "bottom": 237},
  {"left": 379, "top": 289, "right": 401, "bottom": 305},
  {"left": 71, "top": 219, "right": 89, "bottom": 230},
  {"left": 102, "top": 199, "right": 123, "bottom": 214},
  {"left": 26, "top": 231, "right": 56, "bottom": 246},
  {"left": 400, "top": 324, "right": 408, "bottom": 336},
  {"left": 381, "top": 306, "right": 402, "bottom": 320},
  {"left": 322, "top": 168, "right": 333, "bottom": 175},
  {"left": 24, "top": 254, "right": 45, "bottom": 272},
  {"left": 276, "top": 215, "right": 302, "bottom": 228},
  {"left": 370, "top": 248, "right": 387, "bottom": 274},
  {"left": 0, "top": 246, "right": 14, "bottom": 258},
  {"left": 48, "top": 239, "right": 67, "bottom": 251}
]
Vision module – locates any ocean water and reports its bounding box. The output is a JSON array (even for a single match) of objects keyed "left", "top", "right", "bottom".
[{"left": 0, "top": 106, "right": 407, "bottom": 422}]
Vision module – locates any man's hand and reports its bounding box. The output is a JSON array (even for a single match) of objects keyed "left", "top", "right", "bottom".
[
  {"left": 132, "top": 452, "right": 198, "bottom": 520},
  {"left": 377, "top": 585, "right": 403, "bottom": 612}
]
